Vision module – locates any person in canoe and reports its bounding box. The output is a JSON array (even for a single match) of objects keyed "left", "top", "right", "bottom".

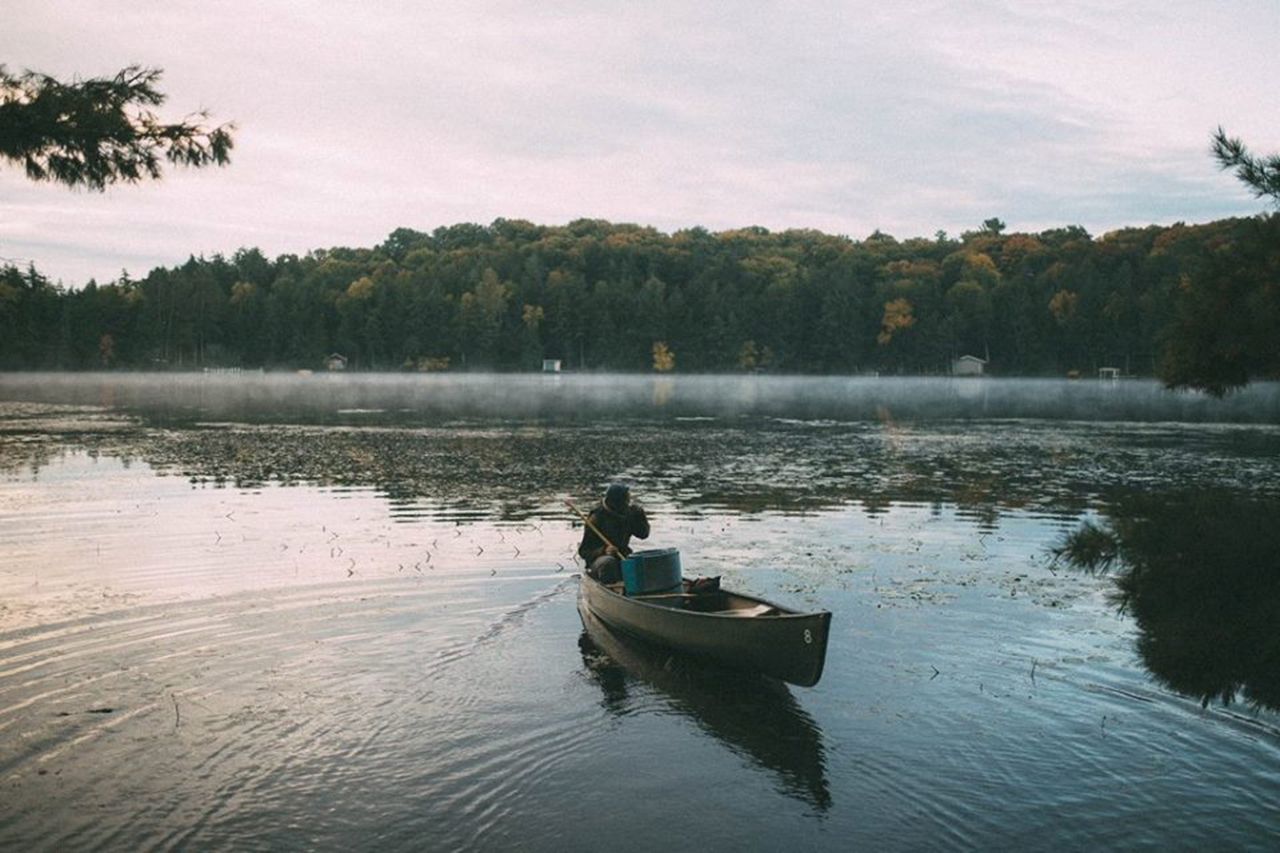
[{"left": 578, "top": 483, "right": 650, "bottom": 583}]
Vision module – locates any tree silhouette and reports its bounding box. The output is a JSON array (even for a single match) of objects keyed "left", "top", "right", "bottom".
[
  {"left": 1212, "top": 127, "right": 1280, "bottom": 204},
  {"left": 0, "top": 64, "right": 233, "bottom": 190}
]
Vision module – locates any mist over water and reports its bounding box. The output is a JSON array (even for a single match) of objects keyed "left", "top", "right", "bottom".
[{"left": 2, "top": 371, "right": 1278, "bottom": 424}]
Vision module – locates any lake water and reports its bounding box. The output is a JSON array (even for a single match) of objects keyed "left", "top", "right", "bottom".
[{"left": 2, "top": 374, "right": 1279, "bottom": 851}]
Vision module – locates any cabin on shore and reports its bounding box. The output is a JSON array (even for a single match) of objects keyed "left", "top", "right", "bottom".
[
  {"left": 951, "top": 355, "right": 987, "bottom": 377},
  {"left": 326, "top": 353, "right": 348, "bottom": 371},
  {"left": 1098, "top": 366, "right": 1121, "bottom": 380},
  {"left": 541, "top": 359, "right": 562, "bottom": 373}
]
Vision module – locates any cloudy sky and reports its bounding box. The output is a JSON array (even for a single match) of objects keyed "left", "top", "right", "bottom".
[{"left": 4, "top": 0, "right": 1278, "bottom": 286}]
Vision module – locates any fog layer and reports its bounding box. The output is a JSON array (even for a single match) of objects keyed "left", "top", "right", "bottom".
[{"left": 1, "top": 373, "right": 1277, "bottom": 425}]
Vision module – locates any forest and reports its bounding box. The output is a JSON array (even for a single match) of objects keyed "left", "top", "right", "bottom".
[{"left": 2, "top": 213, "right": 1277, "bottom": 392}]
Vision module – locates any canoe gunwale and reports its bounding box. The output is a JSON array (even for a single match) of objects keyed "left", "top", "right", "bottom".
[{"left": 579, "top": 574, "right": 831, "bottom": 687}]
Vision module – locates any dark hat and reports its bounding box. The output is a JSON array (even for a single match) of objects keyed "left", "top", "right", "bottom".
[{"left": 604, "top": 482, "right": 631, "bottom": 512}]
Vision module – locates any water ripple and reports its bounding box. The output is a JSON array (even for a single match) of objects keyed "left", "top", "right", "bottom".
[{"left": 0, "top": 572, "right": 587, "bottom": 852}]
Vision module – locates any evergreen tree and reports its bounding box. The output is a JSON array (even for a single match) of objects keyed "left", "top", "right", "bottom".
[
  {"left": 0, "top": 64, "right": 233, "bottom": 189},
  {"left": 1213, "top": 128, "right": 1280, "bottom": 204}
]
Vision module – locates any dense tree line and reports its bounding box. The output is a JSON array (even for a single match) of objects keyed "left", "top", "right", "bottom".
[{"left": 1, "top": 214, "right": 1277, "bottom": 388}]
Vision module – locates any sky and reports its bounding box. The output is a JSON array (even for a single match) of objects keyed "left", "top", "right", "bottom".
[{"left": 3, "top": 0, "right": 1278, "bottom": 287}]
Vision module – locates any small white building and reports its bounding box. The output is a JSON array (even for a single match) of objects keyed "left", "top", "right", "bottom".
[
  {"left": 951, "top": 355, "right": 987, "bottom": 376},
  {"left": 541, "top": 359, "right": 562, "bottom": 373},
  {"left": 1098, "top": 367, "right": 1121, "bottom": 380},
  {"left": 326, "top": 353, "right": 348, "bottom": 371}
]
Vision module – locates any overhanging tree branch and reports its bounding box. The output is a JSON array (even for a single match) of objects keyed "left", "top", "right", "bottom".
[
  {"left": 0, "top": 64, "right": 234, "bottom": 190},
  {"left": 1212, "top": 127, "right": 1280, "bottom": 204}
]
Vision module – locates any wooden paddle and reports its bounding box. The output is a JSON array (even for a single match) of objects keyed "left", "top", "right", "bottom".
[{"left": 564, "top": 498, "right": 622, "bottom": 556}]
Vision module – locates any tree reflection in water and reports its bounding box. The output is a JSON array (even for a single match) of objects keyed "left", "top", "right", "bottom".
[
  {"left": 1053, "top": 491, "right": 1280, "bottom": 711},
  {"left": 577, "top": 601, "right": 831, "bottom": 812}
]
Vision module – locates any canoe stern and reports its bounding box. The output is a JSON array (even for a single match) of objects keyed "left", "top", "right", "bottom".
[{"left": 580, "top": 575, "right": 832, "bottom": 687}]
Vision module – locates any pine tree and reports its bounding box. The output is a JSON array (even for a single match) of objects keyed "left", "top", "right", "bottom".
[{"left": 0, "top": 64, "right": 233, "bottom": 190}]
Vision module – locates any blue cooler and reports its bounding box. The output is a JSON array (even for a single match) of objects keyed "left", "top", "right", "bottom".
[{"left": 621, "top": 548, "right": 683, "bottom": 596}]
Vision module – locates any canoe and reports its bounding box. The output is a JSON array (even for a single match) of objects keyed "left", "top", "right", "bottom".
[{"left": 578, "top": 572, "right": 832, "bottom": 687}]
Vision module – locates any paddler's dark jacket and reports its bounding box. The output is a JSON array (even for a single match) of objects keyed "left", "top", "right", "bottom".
[{"left": 577, "top": 501, "right": 650, "bottom": 563}]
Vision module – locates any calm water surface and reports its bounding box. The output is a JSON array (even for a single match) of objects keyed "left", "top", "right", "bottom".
[{"left": 2, "top": 375, "right": 1279, "bottom": 851}]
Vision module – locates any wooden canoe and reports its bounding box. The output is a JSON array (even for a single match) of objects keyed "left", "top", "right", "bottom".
[{"left": 578, "top": 573, "right": 832, "bottom": 687}]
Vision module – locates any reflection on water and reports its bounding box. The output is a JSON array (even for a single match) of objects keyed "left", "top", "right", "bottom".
[
  {"left": 577, "top": 601, "right": 830, "bottom": 812},
  {"left": 5, "top": 377, "right": 1280, "bottom": 850},
  {"left": 4, "top": 404, "right": 1279, "bottom": 535},
  {"left": 1054, "top": 490, "right": 1280, "bottom": 711}
]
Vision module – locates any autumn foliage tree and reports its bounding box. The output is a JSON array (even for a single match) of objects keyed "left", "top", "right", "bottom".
[
  {"left": 1, "top": 215, "right": 1272, "bottom": 380},
  {"left": 877, "top": 297, "right": 916, "bottom": 344},
  {"left": 651, "top": 341, "right": 675, "bottom": 372}
]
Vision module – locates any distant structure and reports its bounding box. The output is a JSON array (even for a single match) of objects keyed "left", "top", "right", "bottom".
[
  {"left": 326, "top": 353, "right": 348, "bottom": 371},
  {"left": 202, "top": 367, "right": 263, "bottom": 375},
  {"left": 1098, "top": 367, "right": 1121, "bottom": 381},
  {"left": 541, "top": 359, "right": 562, "bottom": 373},
  {"left": 951, "top": 355, "right": 987, "bottom": 377}
]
